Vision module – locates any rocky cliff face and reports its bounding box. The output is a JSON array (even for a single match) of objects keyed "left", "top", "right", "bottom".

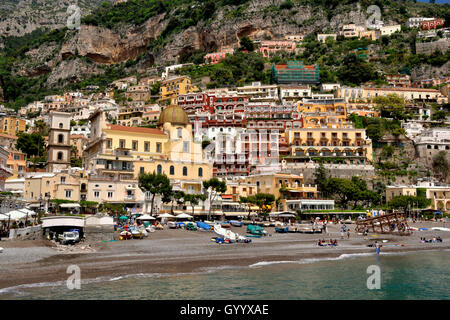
[
  {"left": 60, "top": 13, "right": 167, "bottom": 64},
  {"left": 0, "top": 0, "right": 106, "bottom": 39}
]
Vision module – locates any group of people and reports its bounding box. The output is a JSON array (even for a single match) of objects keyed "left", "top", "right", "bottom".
[
  {"left": 340, "top": 225, "right": 351, "bottom": 239},
  {"left": 317, "top": 239, "right": 338, "bottom": 247},
  {"left": 420, "top": 237, "right": 443, "bottom": 243}
]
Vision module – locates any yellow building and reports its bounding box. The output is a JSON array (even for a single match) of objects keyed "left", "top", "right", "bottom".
[
  {"left": 84, "top": 106, "right": 213, "bottom": 196},
  {"left": 386, "top": 183, "right": 450, "bottom": 212},
  {"left": 24, "top": 171, "right": 86, "bottom": 203},
  {"left": 159, "top": 76, "right": 198, "bottom": 106},
  {"left": 245, "top": 172, "right": 318, "bottom": 200},
  {"left": 0, "top": 117, "right": 26, "bottom": 136},
  {"left": 284, "top": 128, "right": 373, "bottom": 164},
  {"left": 298, "top": 99, "right": 350, "bottom": 129},
  {"left": 6, "top": 149, "right": 26, "bottom": 178}
]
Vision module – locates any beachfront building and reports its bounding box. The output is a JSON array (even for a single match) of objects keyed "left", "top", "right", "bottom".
[
  {"left": 284, "top": 127, "right": 373, "bottom": 164},
  {"left": 337, "top": 87, "right": 447, "bottom": 104},
  {"left": 23, "top": 171, "right": 87, "bottom": 203},
  {"left": 259, "top": 40, "right": 296, "bottom": 58},
  {"left": 272, "top": 61, "right": 320, "bottom": 85},
  {"left": 0, "top": 117, "right": 26, "bottom": 136},
  {"left": 158, "top": 76, "right": 198, "bottom": 106},
  {"left": 386, "top": 180, "right": 450, "bottom": 212}
]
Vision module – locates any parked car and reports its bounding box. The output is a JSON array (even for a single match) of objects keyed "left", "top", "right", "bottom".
[{"left": 58, "top": 231, "right": 80, "bottom": 245}]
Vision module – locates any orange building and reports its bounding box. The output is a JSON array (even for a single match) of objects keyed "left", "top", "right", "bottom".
[
  {"left": 6, "top": 149, "right": 26, "bottom": 178},
  {"left": 259, "top": 40, "right": 296, "bottom": 58}
]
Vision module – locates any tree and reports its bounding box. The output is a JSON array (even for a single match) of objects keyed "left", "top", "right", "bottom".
[
  {"left": 251, "top": 193, "right": 275, "bottom": 220},
  {"left": 388, "top": 195, "right": 431, "bottom": 212},
  {"left": 15, "top": 132, "right": 45, "bottom": 158},
  {"left": 313, "top": 162, "right": 329, "bottom": 197},
  {"left": 432, "top": 151, "right": 449, "bottom": 182},
  {"left": 138, "top": 172, "right": 173, "bottom": 215},
  {"left": 170, "top": 191, "right": 186, "bottom": 214},
  {"left": 337, "top": 53, "right": 378, "bottom": 86},
  {"left": 185, "top": 194, "right": 207, "bottom": 216},
  {"left": 239, "top": 36, "right": 255, "bottom": 52},
  {"left": 373, "top": 94, "right": 408, "bottom": 120},
  {"left": 203, "top": 178, "right": 227, "bottom": 220}
]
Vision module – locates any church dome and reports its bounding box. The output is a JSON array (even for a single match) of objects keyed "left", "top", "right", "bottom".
[{"left": 158, "top": 105, "right": 189, "bottom": 126}]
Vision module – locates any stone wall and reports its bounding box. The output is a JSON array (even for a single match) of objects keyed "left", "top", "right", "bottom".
[
  {"left": 8, "top": 225, "right": 43, "bottom": 240},
  {"left": 84, "top": 225, "right": 115, "bottom": 242}
]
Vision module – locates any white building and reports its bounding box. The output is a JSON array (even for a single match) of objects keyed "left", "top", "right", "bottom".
[
  {"left": 321, "top": 83, "right": 341, "bottom": 92},
  {"left": 406, "top": 17, "right": 435, "bottom": 28}
]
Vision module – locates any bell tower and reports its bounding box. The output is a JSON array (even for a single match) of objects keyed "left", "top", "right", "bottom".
[{"left": 46, "top": 111, "right": 71, "bottom": 172}]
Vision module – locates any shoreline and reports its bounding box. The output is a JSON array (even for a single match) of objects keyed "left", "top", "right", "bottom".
[{"left": 1, "top": 221, "right": 449, "bottom": 294}]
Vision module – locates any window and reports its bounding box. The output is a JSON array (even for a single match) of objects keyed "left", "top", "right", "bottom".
[
  {"left": 132, "top": 140, "right": 138, "bottom": 151},
  {"left": 13, "top": 155, "right": 21, "bottom": 160},
  {"left": 183, "top": 141, "right": 190, "bottom": 153},
  {"left": 119, "top": 139, "right": 125, "bottom": 148},
  {"left": 59, "top": 123, "right": 63, "bottom": 129},
  {"left": 144, "top": 141, "right": 150, "bottom": 152},
  {"left": 107, "top": 191, "right": 113, "bottom": 199},
  {"left": 177, "top": 127, "right": 183, "bottom": 138},
  {"left": 58, "top": 134, "right": 64, "bottom": 144},
  {"left": 65, "top": 190, "right": 72, "bottom": 198},
  {"left": 140, "top": 167, "right": 145, "bottom": 175},
  {"left": 198, "top": 167, "right": 203, "bottom": 177},
  {"left": 156, "top": 143, "right": 161, "bottom": 153},
  {"left": 106, "top": 139, "right": 112, "bottom": 149},
  {"left": 183, "top": 166, "right": 188, "bottom": 176},
  {"left": 61, "top": 176, "right": 66, "bottom": 184},
  {"left": 94, "top": 191, "right": 100, "bottom": 198},
  {"left": 170, "top": 166, "right": 174, "bottom": 175},
  {"left": 57, "top": 152, "right": 63, "bottom": 161},
  {"left": 157, "top": 165, "right": 162, "bottom": 174}
]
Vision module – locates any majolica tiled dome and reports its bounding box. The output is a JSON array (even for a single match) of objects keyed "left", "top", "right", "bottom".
[{"left": 158, "top": 105, "right": 189, "bottom": 126}]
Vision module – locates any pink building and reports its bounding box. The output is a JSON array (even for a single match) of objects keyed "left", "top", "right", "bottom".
[
  {"left": 420, "top": 19, "right": 445, "bottom": 30},
  {"left": 204, "top": 48, "right": 234, "bottom": 64},
  {"left": 259, "top": 40, "right": 296, "bottom": 58}
]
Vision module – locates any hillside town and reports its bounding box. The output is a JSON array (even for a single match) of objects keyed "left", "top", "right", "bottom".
[{"left": 0, "top": 11, "right": 449, "bottom": 242}]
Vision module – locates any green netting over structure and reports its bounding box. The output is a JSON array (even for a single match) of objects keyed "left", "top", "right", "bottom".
[{"left": 272, "top": 61, "right": 320, "bottom": 84}]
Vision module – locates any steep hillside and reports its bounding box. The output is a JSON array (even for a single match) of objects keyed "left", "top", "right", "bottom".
[{"left": 0, "top": 0, "right": 449, "bottom": 109}]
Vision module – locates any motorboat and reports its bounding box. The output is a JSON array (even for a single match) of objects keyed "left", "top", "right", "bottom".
[
  {"left": 119, "top": 230, "right": 132, "bottom": 240},
  {"left": 246, "top": 224, "right": 268, "bottom": 236},
  {"left": 214, "top": 223, "right": 249, "bottom": 243},
  {"left": 229, "top": 220, "right": 243, "bottom": 227},
  {"left": 275, "top": 226, "right": 289, "bottom": 233},
  {"left": 197, "top": 221, "right": 212, "bottom": 231}
]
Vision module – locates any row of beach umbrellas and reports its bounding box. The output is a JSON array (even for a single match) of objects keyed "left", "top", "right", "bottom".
[{"left": 118, "top": 213, "right": 193, "bottom": 221}]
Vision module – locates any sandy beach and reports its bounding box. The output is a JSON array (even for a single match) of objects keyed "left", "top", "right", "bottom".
[{"left": 0, "top": 221, "right": 449, "bottom": 292}]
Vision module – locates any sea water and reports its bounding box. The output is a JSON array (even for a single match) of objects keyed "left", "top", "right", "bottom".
[{"left": 1, "top": 250, "right": 449, "bottom": 300}]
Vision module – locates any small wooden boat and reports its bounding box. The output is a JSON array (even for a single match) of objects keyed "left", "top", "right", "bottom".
[
  {"left": 119, "top": 231, "right": 132, "bottom": 240},
  {"left": 275, "top": 226, "right": 289, "bottom": 233},
  {"left": 219, "top": 221, "right": 231, "bottom": 228}
]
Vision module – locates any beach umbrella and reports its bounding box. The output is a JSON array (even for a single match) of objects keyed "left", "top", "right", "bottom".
[
  {"left": 157, "top": 213, "right": 175, "bottom": 219},
  {"left": 119, "top": 216, "right": 129, "bottom": 220},
  {"left": 0, "top": 214, "right": 9, "bottom": 221},
  {"left": 4, "top": 210, "right": 27, "bottom": 220},
  {"left": 175, "top": 213, "right": 193, "bottom": 219},
  {"left": 136, "top": 214, "right": 156, "bottom": 221},
  {"left": 19, "top": 208, "right": 36, "bottom": 216}
]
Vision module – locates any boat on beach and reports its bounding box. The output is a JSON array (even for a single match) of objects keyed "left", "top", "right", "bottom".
[
  {"left": 246, "top": 224, "right": 268, "bottom": 236},
  {"left": 168, "top": 221, "right": 177, "bottom": 229},
  {"left": 275, "top": 226, "right": 289, "bottom": 233},
  {"left": 229, "top": 220, "right": 243, "bottom": 227}
]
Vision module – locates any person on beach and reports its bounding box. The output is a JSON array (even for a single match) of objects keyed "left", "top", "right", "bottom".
[
  {"left": 340, "top": 227, "right": 345, "bottom": 239},
  {"left": 375, "top": 241, "right": 381, "bottom": 255},
  {"left": 347, "top": 230, "right": 350, "bottom": 239}
]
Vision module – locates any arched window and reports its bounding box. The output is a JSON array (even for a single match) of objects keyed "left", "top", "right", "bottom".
[
  {"left": 58, "top": 134, "right": 64, "bottom": 144},
  {"left": 157, "top": 165, "right": 162, "bottom": 174},
  {"left": 177, "top": 127, "right": 182, "bottom": 138},
  {"left": 59, "top": 123, "right": 63, "bottom": 129},
  {"left": 170, "top": 166, "right": 174, "bottom": 175},
  {"left": 57, "top": 152, "right": 63, "bottom": 161},
  {"left": 183, "top": 166, "right": 188, "bottom": 176},
  {"left": 198, "top": 167, "right": 203, "bottom": 177}
]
